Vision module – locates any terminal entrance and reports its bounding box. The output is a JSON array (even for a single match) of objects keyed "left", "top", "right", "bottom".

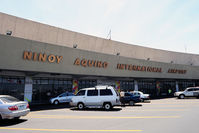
[
  {"left": 1, "top": 74, "right": 199, "bottom": 104},
  {"left": 32, "top": 78, "right": 72, "bottom": 104}
]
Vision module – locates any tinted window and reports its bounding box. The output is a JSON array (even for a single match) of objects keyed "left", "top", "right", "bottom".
[
  {"left": 87, "top": 90, "right": 98, "bottom": 96},
  {"left": 76, "top": 90, "right": 86, "bottom": 96},
  {"left": 133, "top": 92, "right": 140, "bottom": 96},
  {"left": 0, "top": 96, "right": 20, "bottom": 103},
  {"left": 68, "top": 93, "right": 74, "bottom": 96},
  {"left": 124, "top": 93, "right": 132, "bottom": 96},
  {"left": 100, "top": 89, "right": 113, "bottom": 96},
  {"left": 59, "top": 93, "right": 66, "bottom": 97},
  {"left": 192, "top": 88, "right": 199, "bottom": 91},
  {"left": 187, "top": 89, "right": 194, "bottom": 91}
]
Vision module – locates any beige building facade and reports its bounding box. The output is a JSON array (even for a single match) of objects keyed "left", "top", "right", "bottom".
[{"left": 0, "top": 12, "right": 199, "bottom": 104}]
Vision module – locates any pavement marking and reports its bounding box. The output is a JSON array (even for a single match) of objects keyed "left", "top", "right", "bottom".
[
  {"left": 29, "top": 109, "right": 71, "bottom": 114},
  {"left": 26, "top": 115, "right": 181, "bottom": 119},
  {"left": 30, "top": 109, "right": 188, "bottom": 115},
  {"left": 149, "top": 102, "right": 199, "bottom": 105},
  {"left": 142, "top": 105, "right": 187, "bottom": 107},
  {"left": 0, "top": 127, "right": 142, "bottom": 132},
  {"left": 124, "top": 109, "right": 189, "bottom": 112}
]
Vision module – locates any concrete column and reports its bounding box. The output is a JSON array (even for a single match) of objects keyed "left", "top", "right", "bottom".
[
  {"left": 134, "top": 80, "right": 138, "bottom": 91},
  {"left": 176, "top": 81, "right": 179, "bottom": 92},
  {"left": 24, "top": 76, "right": 33, "bottom": 102}
]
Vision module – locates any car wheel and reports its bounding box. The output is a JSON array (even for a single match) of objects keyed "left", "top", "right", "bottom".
[
  {"left": 54, "top": 100, "right": 59, "bottom": 105},
  {"left": 0, "top": 115, "right": 2, "bottom": 121},
  {"left": 104, "top": 103, "right": 112, "bottom": 110},
  {"left": 129, "top": 101, "right": 134, "bottom": 106},
  {"left": 179, "top": 94, "right": 185, "bottom": 99},
  {"left": 77, "top": 103, "right": 84, "bottom": 110}
]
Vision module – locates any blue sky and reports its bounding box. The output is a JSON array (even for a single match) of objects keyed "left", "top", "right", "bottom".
[{"left": 0, "top": 0, "right": 199, "bottom": 54}]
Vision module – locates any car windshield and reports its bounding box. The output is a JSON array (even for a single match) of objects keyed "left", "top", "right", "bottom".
[
  {"left": 76, "top": 90, "right": 86, "bottom": 96},
  {"left": 59, "top": 93, "right": 66, "bottom": 97},
  {"left": 68, "top": 93, "right": 74, "bottom": 96},
  {"left": 112, "top": 87, "right": 119, "bottom": 96},
  {"left": 0, "top": 96, "right": 20, "bottom": 103},
  {"left": 139, "top": 92, "right": 143, "bottom": 95}
]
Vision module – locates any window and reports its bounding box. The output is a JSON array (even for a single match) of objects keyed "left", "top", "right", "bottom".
[
  {"left": 78, "top": 80, "right": 97, "bottom": 89},
  {"left": 121, "top": 81, "right": 134, "bottom": 91},
  {"left": 133, "top": 92, "right": 140, "bottom": 96},
  {"left": 195, "top": 88, "right": 199, "bottom": 91},
  {"left": 0, "top": 76, "right": 25, "bottom": 101},
  {"left": 68, "top": 93, "right": 74, "bottom": 96},
  {"left": 40, "top": 79, "right": 48, "bottom": 84},
  {"left": 59, "top": 93, "right": 66, "bottom": 97},
  {"left": 124, "top": 93, "right": 131, "bottom": 96},
  {"left": 76, "top": 90, "right": 86, "bottom": 96},
  {"left": 100, "top": 89, "right": 113, "bottom": 96},
  {"left": 32, "top": 78, "right": 72, "bottom": 104},
  {"left": 87, "top": 90, "right": 98, "bottom": 96},
  {"left": 187, "top": 89, "right": 194, "bottom": 91},
  {"left": 0, "top": 96, "right": 20, "bottom": 103}
]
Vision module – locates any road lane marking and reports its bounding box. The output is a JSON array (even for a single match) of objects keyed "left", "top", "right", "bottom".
[
  {"left": 149, "top": 102, "right": 199, "bottom": 105},
  {"left": 30, "top": 109, "right": 187, "bottom": 115},
  {"left": 0, "top": 127, "right": 142, "bottom": 132},
  {"left": 142, "top": 105, "right": 187, "bottom": 107},
  {"left": 26, "top": 115, "right": 181, "bottom": 119},
  {"left": 30, "top": 109, "right": 71, "bottom": 113},
  {"left": 124, "top": 109, "right": 189, "bottom": 112}
]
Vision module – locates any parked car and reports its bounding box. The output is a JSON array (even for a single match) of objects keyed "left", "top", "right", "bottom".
[
  {"left": 120, "top": 92, "right": 141, "bottom": 105},
  {"left": 131, "top": 91, "right": 150, "bottom": 102},
  {"left": 70, "top": 86, "right": 121, "bottom": 110},
  {"left": 50, "top": 92, "right": 74, "bottom": 105},
  {"left": 0, "top": 95, "right": 30, "bottom": 120},
  {"left": 174, "top": 87, "right": 199, "bottom": 99}
]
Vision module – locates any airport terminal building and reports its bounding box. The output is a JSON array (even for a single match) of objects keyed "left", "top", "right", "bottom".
[{"left": 0, "top": 12, "right": 199, "bottom": 104}]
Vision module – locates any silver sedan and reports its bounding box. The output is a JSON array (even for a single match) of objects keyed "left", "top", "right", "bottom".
[{"left": 0, "top": 95, "right": 30, "bottom": 120}]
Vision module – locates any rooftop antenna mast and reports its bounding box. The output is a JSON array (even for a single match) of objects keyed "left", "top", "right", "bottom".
[{"left": 106, "top": 29, "right": 111, "bottom": 40}]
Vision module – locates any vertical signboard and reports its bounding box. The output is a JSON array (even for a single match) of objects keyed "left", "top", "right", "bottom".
[
  {"left": 24, "top": 77, "right": 33, "bottom": 102},
  {"left": 73, "top": 80, "right": 78, "bottom": 94},
  {"left": 115, "top": 81, "right": 121, "bottom": 92}
]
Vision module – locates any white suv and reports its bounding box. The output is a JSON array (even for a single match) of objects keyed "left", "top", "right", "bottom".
[
  {"left": 70, "top": 86, "right": 120, "bottom": 110},
  {"left": 174, "top": 87, "right": 199, "bottom": 99}
]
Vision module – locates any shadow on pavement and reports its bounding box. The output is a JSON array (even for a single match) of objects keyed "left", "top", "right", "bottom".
[
  {"left": 30, "top": 103, "right": 71, "bottom": 112},
  {"left": 70, "top": 107, "right": 122, "bottom": 112},
  {"left": 142, "top": 100, "right": 151, "bottom": 103},
  {"left": 120, "top": 104, "right": 143, "bottom": 107},
  {"left": 0, "top": 119, "right": 27, "bottom": 126},
  {"left": 175, "top": 97, "right": 199, "bottom": 100}
]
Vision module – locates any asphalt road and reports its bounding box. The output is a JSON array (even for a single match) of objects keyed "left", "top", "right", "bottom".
[{"left": 1, "top": 98, "right": 199, "bottom": 133}]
